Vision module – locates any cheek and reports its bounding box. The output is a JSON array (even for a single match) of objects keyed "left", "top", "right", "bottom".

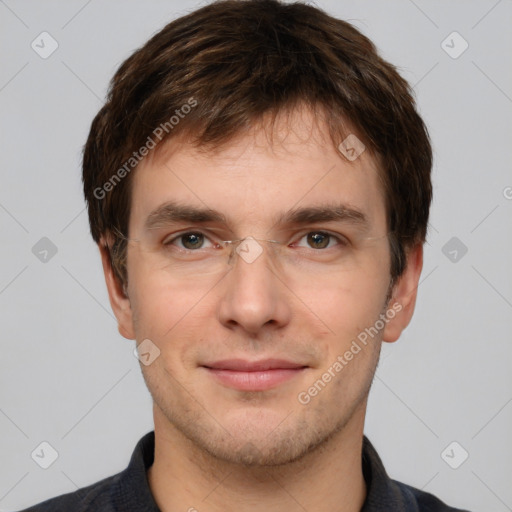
[
  {"left": 129, "top": 248, "right": 209, "bottom": 329},
  {"left": 128, "top": 261, "right": 219, "bottom": 371},
  {"left": 302, "top": 258, "right": 391, "bottom": 343}
]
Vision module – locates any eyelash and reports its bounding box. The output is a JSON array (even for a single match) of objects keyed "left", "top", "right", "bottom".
[{"left": 161, "top": 230, "right": 349, "bottom": 251}]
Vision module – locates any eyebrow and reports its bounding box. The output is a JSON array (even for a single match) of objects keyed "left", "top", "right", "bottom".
[
  {"left": 277, "top": 204, "right": 368, "bottom": 227},
  {"left": 145, "top": 202, "right": 227, "bottom": 230},
  {"left": 144, "top": 201, "right": 369, "bottom": 231}
]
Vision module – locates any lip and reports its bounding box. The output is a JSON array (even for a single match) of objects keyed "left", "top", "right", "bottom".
[
  {"left": 201, "top": 359, "right": 308, "bottom": 391},
  {"left": 203, "top": 358, "right": 306, "bottom": 371}
]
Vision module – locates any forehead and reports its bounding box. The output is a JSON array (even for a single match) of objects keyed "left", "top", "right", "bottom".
[{"left": 128, "top": 108, "right": 387, "bottom": 235}]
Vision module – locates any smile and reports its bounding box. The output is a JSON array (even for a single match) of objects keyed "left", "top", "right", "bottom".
[{"left": 201, "top": 359, "right": 308, "bottom": 391}]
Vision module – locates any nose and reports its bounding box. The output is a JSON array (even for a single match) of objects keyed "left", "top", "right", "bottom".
[{"left": 217, "top": 239, "right": 292, "bottom": 335}]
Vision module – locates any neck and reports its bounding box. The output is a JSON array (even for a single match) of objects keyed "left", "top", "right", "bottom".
[{"left": 148, "top": 405, "right": 367, "bottom": 512}]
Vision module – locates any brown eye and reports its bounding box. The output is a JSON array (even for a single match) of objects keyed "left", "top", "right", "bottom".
[
  {"left": 162, "top": 231, "right": 219, "bottom": 253},
  {"left": 306, "top": 232, "right": 331, "bottom": 249},
  {"left": 180, "top": 232, "right": 205, "bottom": 249}
]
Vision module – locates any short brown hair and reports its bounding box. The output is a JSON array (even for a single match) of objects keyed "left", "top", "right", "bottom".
[{"left": 83, "top": 0, "right": 432, "bottom": 287}]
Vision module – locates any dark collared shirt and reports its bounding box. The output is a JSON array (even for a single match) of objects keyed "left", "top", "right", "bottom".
[{"left": 19, "top": 431, "right": 471, "bottom": 511}]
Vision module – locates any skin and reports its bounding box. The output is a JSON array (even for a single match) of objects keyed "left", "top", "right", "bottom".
[{"left": 100, "top": 107, "right": 423, "bottom": 512}]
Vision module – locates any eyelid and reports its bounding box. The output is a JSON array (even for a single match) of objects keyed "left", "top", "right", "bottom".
[
  {"left": 162, "top": 228, "right": 350, "bottom": 249},
  {"left": 291, "top": 230, "right": 350, "bottom": 249},
  {"left": 162, "top": 230, "right": 219, "bottom": 249}
]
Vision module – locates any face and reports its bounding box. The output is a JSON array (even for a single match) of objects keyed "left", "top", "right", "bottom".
[{"left": 102, "top": 108, "right": 421, "bottom": 466}]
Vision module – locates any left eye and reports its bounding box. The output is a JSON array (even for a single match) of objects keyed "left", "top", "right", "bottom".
[{"left": 294, "top": 231, "right": 344, "bottom": 250}]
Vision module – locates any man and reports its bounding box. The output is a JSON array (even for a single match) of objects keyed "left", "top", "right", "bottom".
[{"left": 20, "top": 0, "right": 471, "bottom": 510}]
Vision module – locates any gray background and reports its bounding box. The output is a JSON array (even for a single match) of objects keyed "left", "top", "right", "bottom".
[{"left": 1, "top": 1, "right": 511, "bottom": 511}]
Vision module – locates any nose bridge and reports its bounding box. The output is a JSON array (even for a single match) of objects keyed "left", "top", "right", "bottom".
[
  {"left": 228, "top": 236, "right": 276, "bottom": 265},
  {"left": 218, "top": 236, "right": 291, "bottom": 333}
]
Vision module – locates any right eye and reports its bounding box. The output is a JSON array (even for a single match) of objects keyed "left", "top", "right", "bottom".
[{"left": 163, "top": 232, "right": 216, "bottom": 251}]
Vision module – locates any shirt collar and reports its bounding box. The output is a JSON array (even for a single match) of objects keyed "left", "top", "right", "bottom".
[
  {"left": 112, "top": 431, "right": 412, "bottom": 511},
  {"left": 360, "top": 436, "right": 416, "bottom": 511}
]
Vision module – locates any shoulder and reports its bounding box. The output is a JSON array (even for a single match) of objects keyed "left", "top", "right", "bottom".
[
  {"left": 361, "top": 435, "right": 472, "bottom": 512},
  {"left": 16, "top": 431, "right": 157, "bottom": 512},
  {"left": 15, "top": 472, "right": 120, "bottom": 512},
  {"left": 392, "top": 478, "right": 471, "bottom": 512}
]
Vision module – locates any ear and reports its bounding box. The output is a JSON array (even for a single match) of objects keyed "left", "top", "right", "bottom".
[
  {"left": 382, "top": 243, "right": 423, "bottom": 343},
  {"left": 98, "top": 237, "right": 135, "bottom": 340}
]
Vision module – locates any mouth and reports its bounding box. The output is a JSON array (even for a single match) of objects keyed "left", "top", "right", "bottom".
[{"left": 201, "top": 359, "right": 308, "bottom": 391}]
